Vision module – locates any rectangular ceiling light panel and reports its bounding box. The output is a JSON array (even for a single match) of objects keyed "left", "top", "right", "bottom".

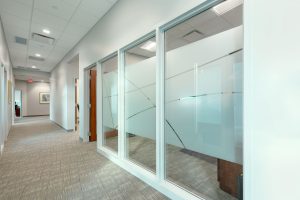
[
  {"left": 28, "top": 56, "right": 45, "bottom": 62},
  {"left": 213, "top": 0, "right": 243, "bottom": 15}
]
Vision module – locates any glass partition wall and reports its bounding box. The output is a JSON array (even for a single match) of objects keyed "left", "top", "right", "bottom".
[
  {"left": 164, "top": 1, "right": 243, "bottom": 200},
  {"left": 124, "top": 36, "right": 157, "bottom": 172},
  {"left": 98, "top": 1, "right": 244, "bottom": 199},
  {"left": 102, "top": 55, "right": 119, "bottom": 152}
]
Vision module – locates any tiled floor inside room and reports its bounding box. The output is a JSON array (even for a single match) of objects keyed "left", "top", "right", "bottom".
[{"left": 0, "top": 117, "right": 169, "bottom": 200}]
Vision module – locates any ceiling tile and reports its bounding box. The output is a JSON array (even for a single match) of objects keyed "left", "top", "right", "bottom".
[
  {"left": 69, "top": 6, "right": 99, "bottom": 29},
  {"left": 194, "top": 16, "right": 232, "bottom": 36},
  {"left": 34, "top": 0, "right": 79, "bottom": 21},
  {"left": 166, "top": 38, "right": 188, "bottom": 51},
  {"left": 80, "top": 0, "right": 114, "bottom": 18},
  {"left": 63, "top": 24, "right": 88, "bottom": 39},
  {"left": 0, "top": 0, "right": 32, "bottom": 20},
  {"left": 165, "top": 22, "right": 193, "bottom": 39},
  {"left": 55, "top": 33, "right": 82, "bottom": 49},
  {"left": 63, "top": 0, "right": 82, "bottom": 6},
  {"left": 32, "top": 9, "right": 68, "bottom": 30},
  {"left": 186, "top": 9, "right": 216, "bottom": 29},
  {"left": 3, "top": 25, "right": 29, "bottom": 43},
  {"left": 10, "top": 54, "right": 27, "bottom": 67},
  {"left": 1, "top": 0, "right": 119, "bottom": 73},
  {"left": 221, "top": 5, "right": 243, "bottom": 27},
  {"left": 1, "top": 13, "right": 30, "bottom": 31},
  {"left": 26, "top": 59, "right": 48, "bottom": 68},
  {"left": 27, "top": 41, "right": 53, "bottom": 58},
  {"left": 13, "top": 0, "right": 33, "bottom": 7},
  {"left": 8, "top": 42, "right": 27, "bottom": 54},
  {"left": 28, "top": 39, "right": 54, "bottom": 52}
]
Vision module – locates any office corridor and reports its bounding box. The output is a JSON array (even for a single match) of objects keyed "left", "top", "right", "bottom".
[{"left": 0, "top": 117, "right": 168, "bottom": 200}]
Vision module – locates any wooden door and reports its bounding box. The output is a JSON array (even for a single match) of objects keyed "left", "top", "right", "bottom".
[{"left": 89, "top": 70, "right": 97, "bottom": 141}]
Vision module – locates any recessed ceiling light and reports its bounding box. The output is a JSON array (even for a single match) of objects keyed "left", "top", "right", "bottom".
[
  {"left": 43, "top": 29, "right": 50, "bottom": 34},
  {"left": 32, "top": 65, "right": 36, "bottom": 68},
  {"left": 35, "top": 53, "right": 41, "bottom": 57},
  {"left": 213, "top": 0, "right": 243, "bottom": 16},
  {"left": 140, "top": 41, "right": 156, "bottom": 52}
]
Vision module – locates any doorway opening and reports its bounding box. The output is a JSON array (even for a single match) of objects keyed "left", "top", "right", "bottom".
[
  {"left": 89, "top": 67, "right": 97, "bottom": 142},
  {"left": 14, "top": 90, "right": 22, "bottom": 118},
  {"left": 75, "top": 78, "right": 79, "bottom": 131}
]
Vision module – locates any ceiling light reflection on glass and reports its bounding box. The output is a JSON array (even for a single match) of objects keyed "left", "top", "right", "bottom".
[
  {"left": 35, "top": 53, "right": 41, "bottom": 57},
  {"left": 140, "top": 41, "right": 156, "bottom": 52},
  {"left": 213, "top": 0, "right": 243, "bottom": 16}
]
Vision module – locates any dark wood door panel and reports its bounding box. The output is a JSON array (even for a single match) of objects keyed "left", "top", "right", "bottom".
[{"left": 89, "top": 69, "right": 97, "bottom": 142}]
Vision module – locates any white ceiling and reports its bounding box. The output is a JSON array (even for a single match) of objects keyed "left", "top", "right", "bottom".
[
  {"left": 128, "top": 5, "right": 242, "bottom": 58},
  {"left": 14, "top": 68, "right": 51, "bottom": 82},
  {"left": 0, "top": 0, "right": 118, "bottom": 73}
]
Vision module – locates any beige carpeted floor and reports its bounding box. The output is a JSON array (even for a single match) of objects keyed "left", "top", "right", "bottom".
[
  {"left": 0, "top": 117, "right": 169, "bottom": 200},
  {"left": 106, "top": 135, "right": 237, "bottom": 200}
]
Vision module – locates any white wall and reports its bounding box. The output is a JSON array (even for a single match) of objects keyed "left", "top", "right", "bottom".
[
  {"left": 0, "top": 17, "right": 14, "bottom": 154},
  {"left": 27, "top": 82, "right": 50, "bottom": 116},
  {"left": 50, "top": 55, "right": 79, "bottom": 130},
  {"left": 15, "top": 80, "right": 50, "bottom": 116},
  {"left": 48, "top": 0, "right": 300, "bottom": 199},
  {"left": 244, "top": 1, "right": 300, "bottom": 200},
  {"left": 50, "top": 0, "right": 206, "bottom": 140}
]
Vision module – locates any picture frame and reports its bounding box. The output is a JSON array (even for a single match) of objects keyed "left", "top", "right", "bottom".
[{"left": 39, "top": 92, "right": 50, "bottom": 104}]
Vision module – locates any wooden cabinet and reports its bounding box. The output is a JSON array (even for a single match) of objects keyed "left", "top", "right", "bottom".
[{"left": 218, "top": 159, "right": 243, "bottom": 198}]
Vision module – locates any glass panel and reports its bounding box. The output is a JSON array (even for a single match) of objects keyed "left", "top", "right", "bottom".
[
  {"left": 102, "top": 55, "right": 118, "bottom": 152},
  {"left": 165, "top": 2, "right": 243, "bottom": 199},
  {"left": 124, "top": 36, "right": 156, "bottom": 172}
]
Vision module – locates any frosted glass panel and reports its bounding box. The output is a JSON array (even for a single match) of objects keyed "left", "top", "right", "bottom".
[
  {"left": 125, "top": 37, "right": 156, "bottom": 172},
  {"left": 102, "top": 55, "right": 118, "bottom": 152},
  {"left": 165, "top": 4, "right": 243, "bottom": 200}
]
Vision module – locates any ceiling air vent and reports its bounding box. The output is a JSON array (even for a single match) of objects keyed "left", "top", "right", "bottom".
[
  {"left": 32, "top": 33, "right": 55, "bottom": 45},
  {"left": 15, "top": 36, "right": 27, "bottom": 45},
  {"left": 28, "top": 56, "right": 45, "bottom": 62},
  {"left": 183, "top": 30, "right": 204, "bottom": 43}
]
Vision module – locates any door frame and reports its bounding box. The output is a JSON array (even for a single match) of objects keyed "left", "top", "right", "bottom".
[
  {"left": 74, "top": 78, "right": 79, "bottom": 131},
  {"left": 89, "top": 69, "right": 97, "bottom": 141},
  {"left": 83, "top": 63, "right": 98, "bottom": 142},
  {"left": 14, "top": 89, "right": 22, "bottom": 118}
]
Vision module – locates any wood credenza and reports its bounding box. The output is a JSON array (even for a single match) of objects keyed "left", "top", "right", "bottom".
[{"left": 218, "top": 159, "right": 243, "bottom": 198}]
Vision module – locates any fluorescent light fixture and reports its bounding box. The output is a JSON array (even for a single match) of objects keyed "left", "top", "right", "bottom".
[
  {"left": 32, "top": 65, "right": 36, "bottom": 68},
  {"left": 140, "top": 41, "right": 156, "bottom": 52},
  {"left": 213, "top": 0, "right": 243, "bottom": 16},
  {"left": 42, "top": 29, "right": 50, "bottom": 34},
  {"left": 35, "top": 53, "right": 41, "bottom": 57}
]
